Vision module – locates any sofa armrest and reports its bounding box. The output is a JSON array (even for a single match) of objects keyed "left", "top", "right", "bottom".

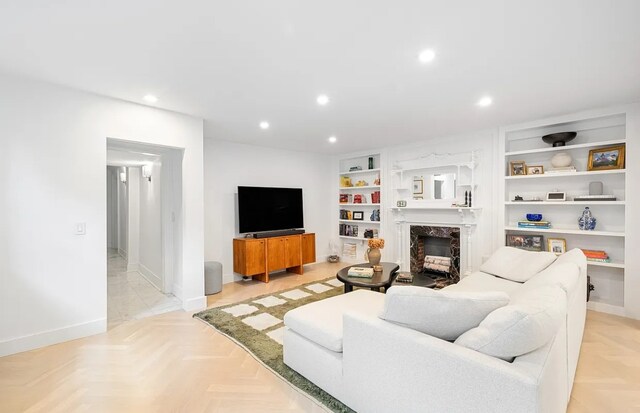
[{"left": 342, "top": 312, "right": 555, "bottom": 413}]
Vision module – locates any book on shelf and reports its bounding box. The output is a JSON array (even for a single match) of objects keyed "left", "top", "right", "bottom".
[
  {"left": 339, "top": 224, "right": 359, "bottom": 237},
  {"left": 371, "top": 190, "right": 381, "bottom": 204},
  {"left": 518, "top": 220, "right": 551, "bottom": 225},
  {"left": 347, "top": 267, "right": 374, "bottom": 278},
  {"left": 339, "top": 194, "right": 353, "bottom": 204},
  {"left": 518, "top": 221, "right": 551, "bottom": 229},
  {"left": 587, "top": 257, "right": 611, "bottom": 263},
  {"left": 581, "top": 249, "right": 609, "bottom": 260},
  {"left": 545, "top": 167, "right": 578, "bottom": 174}
]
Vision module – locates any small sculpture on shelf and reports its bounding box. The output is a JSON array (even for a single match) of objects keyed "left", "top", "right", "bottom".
[
  {"left": 340, "top": 176, "right": 353, "bottom": 187},
  {"left": 578, "top": 207, "right": 597, "bottom": 230},
  {"left": 355, "top": 180, "right": 368, "bottom": 187},
  {"left": 370, "top": 209, "right": 380, "bottom": 221}
]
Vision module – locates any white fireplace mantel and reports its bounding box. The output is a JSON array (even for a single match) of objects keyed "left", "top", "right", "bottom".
[{"left": 392, "top": 207, "right": 482, "bottom": 276}]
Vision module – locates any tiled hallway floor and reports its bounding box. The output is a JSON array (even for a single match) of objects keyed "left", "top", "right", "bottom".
[{"left": 107, "top": 249, "right": 181, "bottom": 329}]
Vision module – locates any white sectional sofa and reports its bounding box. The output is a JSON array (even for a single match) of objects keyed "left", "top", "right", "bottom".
[{"left": 283, "top": 247, "right": 587, "bottom": 413}]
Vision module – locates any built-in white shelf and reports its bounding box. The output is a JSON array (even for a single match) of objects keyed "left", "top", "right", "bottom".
[
  {"left": 505, "top": 138, "right": 626, "bottom": 156},
  {"left": 500, "top": 110, "right": 631, "bottom": 318},
  {"left": 391, "top": 206, "right": 482, "bottom": 211},
  {"left": 504, "top": 169, "right": 625, "bottom": 180},
  {"left": 339, "top": 235, "right": 367, "bottom": 241},
  {"left": 339, "top": 203, "right": 380, "bottom": 207},
  {"left": 504, "top": 201, "right": 625, "bottom": 206},
  {"left": 504, "top": 226, "right": 625, "bottom": 237},
  {"left": 338, "top": 219, "right": 381, "bottom": 224},
  {"left": 339, "top": 185, "right": 380, "bottom": 191},
  {"left": 587, "top": 261, "right": 625, "bottom": 269},
  {"left": 339, "top": 168, "right": 380, "bottom": 176}
]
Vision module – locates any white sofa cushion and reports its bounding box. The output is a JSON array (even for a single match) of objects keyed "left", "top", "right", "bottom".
[
  {"left": 379, "top": 286, "right": 510, "bottom": 341},
  {"left": 283, "top": 289, "right": 384, "bottom": 352},
  {"left": 480, "top": 246, "right": 557, "bottom": 282},
  {"left": 555, "top": 248, "right": 587, "bottom": 275},
  {"left": 455, "top": 285, "right": 566, "bottom": 360},
  {"left": 443, "top": 271, "right": 522, "bottom": 297},
  {"left": 513, "top": 262, "right": 580, "bottom": 302}
]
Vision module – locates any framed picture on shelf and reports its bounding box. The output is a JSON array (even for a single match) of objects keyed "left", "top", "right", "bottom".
[
  {"left": 509, "top": 160, "right": 527, "bottom": 176},
  {"left": 506, "top": 234, "right": 544, "bottom": 251},
  {"left": 412, "top": 178, "right": 424, "bottom": 194},
  {"left": 526, "top": 165, "right": 544, "bottom": 175},
  {"left": 353, "top": 211, "right": 364, "bottom": 221},
  {"left": 588, "top": 145, "right": 625, "bottom": 171},
  {"left": 547, "top": 238, "right": 567, "bottom": 255}
]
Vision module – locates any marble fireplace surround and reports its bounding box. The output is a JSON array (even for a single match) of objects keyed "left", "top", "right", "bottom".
[
  {"left": 392, "top": 208, "right": 479, "bottom": 278},
  {"left": 410, "top": 225, "right": 460, "bottom": 283}
]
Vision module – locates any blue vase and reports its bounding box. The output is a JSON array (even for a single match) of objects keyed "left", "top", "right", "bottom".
[{"left": 578, "top": 207, "right": 597, "bottom": 231}]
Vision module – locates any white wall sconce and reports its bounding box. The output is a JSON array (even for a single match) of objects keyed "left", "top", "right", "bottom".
[
  {"left": 142, "top": 164, "right": 152, "bottom": 182},
  {"left": 119, "top": 171, "right": 127, "bottom": 184}
]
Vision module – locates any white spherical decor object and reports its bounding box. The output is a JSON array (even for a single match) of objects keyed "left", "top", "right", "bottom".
[{"left": 551, "top": 152, "right": 573, "bottom": 168}]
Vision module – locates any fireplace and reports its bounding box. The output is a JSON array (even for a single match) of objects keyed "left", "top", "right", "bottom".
[{"left": 410, "top": 225, "right": 460, "bottom": 285}]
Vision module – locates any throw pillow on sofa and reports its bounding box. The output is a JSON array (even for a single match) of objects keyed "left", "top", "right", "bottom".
[
  {"left": 513, "top": 262, "right": 580, "bottom": 301},
  {"left": 379, "top": 286, "right": 510, "bottom": 341},
  {"left": 480, "top": 246, "right": 557, "bottom": 282},
  {"left": 454, "top": 285, "right": 566, "bottom": 361}
]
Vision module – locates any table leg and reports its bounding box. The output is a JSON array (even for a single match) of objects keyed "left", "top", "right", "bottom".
[{"left": 344, "top": 284, "right": 353, "bottom": 293}]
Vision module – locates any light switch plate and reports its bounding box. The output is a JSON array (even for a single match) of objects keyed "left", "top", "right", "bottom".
[{"left": 75, "top": 223, "right": 86, "bottom": 235}]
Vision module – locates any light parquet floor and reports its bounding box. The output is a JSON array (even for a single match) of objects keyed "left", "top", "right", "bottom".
[{"left": 1, "top": 261, "right": 639, "bottom": 412}]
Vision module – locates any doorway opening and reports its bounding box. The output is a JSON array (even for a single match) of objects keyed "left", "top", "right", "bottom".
[{"left": 106, "top": 139, "right": 184, "bottom": 328}]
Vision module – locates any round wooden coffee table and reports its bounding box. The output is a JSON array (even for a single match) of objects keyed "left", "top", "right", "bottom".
[{"left": 336, "top": 262, "right": 400, "bottom": 293}]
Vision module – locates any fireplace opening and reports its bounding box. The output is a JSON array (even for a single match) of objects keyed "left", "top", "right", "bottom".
[
  {"left": 422, "top": 236, "right": 452, "bottom": 276},
  {"left": 410, "top": 225, "right": 460, "bottom": 285}
]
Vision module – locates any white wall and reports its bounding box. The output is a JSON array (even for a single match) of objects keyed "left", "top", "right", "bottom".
[
  {"left": 0, "top": 74, "right": 205, "bottom": 357},
  {"left": 126, "top": 167, "right": 141, "bottom": 271},
  {"left": 106, "top": 166, "right": 118, "bottom": 249},
  {"left": 204, "top": 139, "right": 332, "bottom": 283},
  {"left": 138, "top": 161, "right": 163, "bottom": 289},
  {"left": 117, "top": 167, "right": 128, "bottom": 258}
]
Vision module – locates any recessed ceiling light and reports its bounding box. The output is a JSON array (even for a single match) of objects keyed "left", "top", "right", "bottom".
[
  {"left": 418, "top": 49, "right": 436, "bottom": 63},
  {"left": 476, "top": 96, "right": 493, "bottom": 107},
  {"left": 143, "top": 94, "right": 158, "bottom": 103},
  {"left": 259, "top": 121, "right": 270, "bottom": 130},
  {"left": 317, "top": 94, "right": 330, "bottom": 106},
  {"left": 328, "top": 136, "right": 337, "bottom": 143}
]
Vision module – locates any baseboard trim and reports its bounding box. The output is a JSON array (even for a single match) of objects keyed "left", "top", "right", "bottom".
[
  {"left": 183, "top": 295, "right": 207, "bottom": 312},
  {"left": 587, "top": 301, "right": 626, "bottom": 317},
  {"left": 138, "top": 263, "right": 162, "bottom": 291},
  {"left": 0, "top": 318, "right": 106, "bottom": 357},
  {"left": 172, "top": 282, "right": 183, "bottom": 300}
]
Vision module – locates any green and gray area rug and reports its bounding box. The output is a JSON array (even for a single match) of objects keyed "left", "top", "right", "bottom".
[{"left": 194, "top": 277, "right": 355, "bottom": 413}]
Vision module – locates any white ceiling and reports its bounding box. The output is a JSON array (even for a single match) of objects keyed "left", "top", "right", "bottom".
[{"left": 2, "top": 0, "right": 639, "bottom": 154}]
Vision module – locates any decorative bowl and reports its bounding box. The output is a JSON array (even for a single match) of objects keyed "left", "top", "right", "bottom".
[
  {"left": 526, "top": 213, "right": 543, "bottom": 222},
  {"left": 542, "top": 132, "right": 577, "bottom": 147}
]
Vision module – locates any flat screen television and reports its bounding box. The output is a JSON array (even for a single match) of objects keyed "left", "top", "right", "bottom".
[{"left": 238, "top": 186, "right": 304, "bottom": 233}]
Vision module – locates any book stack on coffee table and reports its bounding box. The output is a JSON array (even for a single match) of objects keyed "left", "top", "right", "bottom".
[{"left": 347, "top": 266, "right": 374, "bottom": 278}]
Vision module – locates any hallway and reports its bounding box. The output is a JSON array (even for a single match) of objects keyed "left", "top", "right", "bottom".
[{"left": 107, "top": 249, "right": 181, "bottom": 329}]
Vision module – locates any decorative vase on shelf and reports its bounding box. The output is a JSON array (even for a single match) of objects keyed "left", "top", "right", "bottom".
[
  {"left": 551, "top": 152, "right": 573, "bottom": 168},
  {"left": 365, "top": 248, "right": 381, "bottom": 265},
  {"left": 578, "top": 207, "right": 597, "bottom": 231}
]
